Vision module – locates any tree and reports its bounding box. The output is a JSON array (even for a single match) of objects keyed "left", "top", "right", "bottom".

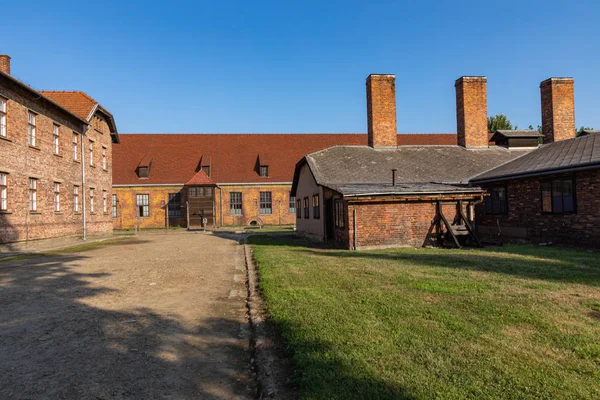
[
  {"left": 577, "top": 126, "right": 594, "bottom": 136},
  {"left": 528, "top": 125, "right": 543, "bottom": 134},
  {"left": 488, "top": 114, "right": 515, "bottom": 132}
]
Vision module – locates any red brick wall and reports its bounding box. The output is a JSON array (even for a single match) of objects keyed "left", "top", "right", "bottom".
[
  {"left": 0, "top": 82, "right": 113, "bottom": 243},
  {"left": 540, "top": 78, "right": 575, "bottom": 143},
  {"left": 455, "top": 76, "right": 488, "bottom": 148},
  {"left": 367, "top": 74, "right": 397, "bottom": 148},
  {"left": 477, "top": 169, "right": 600, "bottom": 247}
]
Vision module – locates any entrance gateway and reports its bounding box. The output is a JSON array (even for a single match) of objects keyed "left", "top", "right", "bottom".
[{"left": 187, "top": 185, "right": 215, "bottom": 229}]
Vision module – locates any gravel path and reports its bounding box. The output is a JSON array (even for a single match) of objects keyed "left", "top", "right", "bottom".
[{"left": 0, "top": 232, "right": 253, "bottom": 399}]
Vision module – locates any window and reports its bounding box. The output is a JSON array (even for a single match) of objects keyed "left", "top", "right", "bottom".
[
  {"left": 73, "top": 186, "right": 79, "bottom": 212},
  {"left": 0, "top": 97, "right": 6, "bottom": 138},
  {"left": 102, "top": 147, "right": 107, "bottom": 170},
  {"left": 29, "top": 178, "right": 37, "bottom": 212},
  {"left": 334, "top": 199, "right": 345, "bottom": 228},
  {"left": 72, "top": 133, "right": 79, "bottom": 161},
  {"left": 201, "top": 165, "right": 211, "bottom": 177},
  {"left": 541, "top": 178, "right": 575, "bottom": 214},
  {"left": 103, "top": 190, "right": 108, "bottom": 213},
  {"left": 0, "top": 173, "right": 7, "bottom": 211},
  {"left": 230, "top": 192, "right": 242, "bottom": 215},
  {"left": 89, "top": 188, "right": 95, "bottom": 213},
  {"left": 289, "top": 195, "right": 296, "bottom": 214},
  {"left": 168, "top": 193, "right": 182, "bottom": 217},
  {"left": 54, "top": 183, "right": 61, "bottom": 212},
  {"left": 484, "top": 187, "right": 507, "bottom": 215},
  {"left": 89, "top": 140, "right": 94, "bottom": 166},
  {"left": 137, "top": 166, "right": 149, "bottom": 178},
  {"left": 260, "top": 166, "right": 269, "bottom": 177},
  {"left": 53, "top": 124, "right": 60, "bottom": 154},
  {"left": 296, "top": 199, "right": 301, "bottom": 219},
  {"left": 312, "top": 194, "right": 320, "bottom": 219},
  {"left": 303, "top": 197, "right": 309, "bottom": 219},
  {"left": 112, "top": 194, "right": 118, "bottom": 218},
  {"left": 259, "top": 191, "right": 272, "bottom": 214},
  {"left": 136, "top": 194, "right": 149, "bottom": 217},
  {"left": 28, "top": 112, "right": 36, "bottom": 147},
  {"left": 189, "top": 186, "right": 212, "bottom": 197}
]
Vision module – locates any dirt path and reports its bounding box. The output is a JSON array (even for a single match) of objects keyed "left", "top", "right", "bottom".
[{"left": 0, "top": 232, "right": 253, "bottom": 399}]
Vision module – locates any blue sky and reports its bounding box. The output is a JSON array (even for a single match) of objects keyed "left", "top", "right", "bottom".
[{"left": 2, "top": 0, "right": 599, "bottom": 133}]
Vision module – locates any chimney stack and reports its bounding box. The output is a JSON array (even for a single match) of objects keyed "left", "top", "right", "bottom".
[
  {"left": 540, "top": 78, "right": 575, "bottom": 143},
  {"left": 0, "top": 55, "right": 10, "bottom": 75},
  {"left": 455, "top": 76, "right": 488, "bottom": 148},
  {"left": 367, "top": 74, "right": 397, "bottom": 149}
]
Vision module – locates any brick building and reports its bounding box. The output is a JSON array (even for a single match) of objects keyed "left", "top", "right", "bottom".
[
  {"left": 0, "top": 55, "right": 119, "bottom": 244},
  {"left": 112, "top": 132, "right": 457, "bottom": 229},
  {"left": 292, "top": 74, "right": 536, "bottom": 249},
  {"left": 472, "top": 78, "right": 600, "bottom": 247}
]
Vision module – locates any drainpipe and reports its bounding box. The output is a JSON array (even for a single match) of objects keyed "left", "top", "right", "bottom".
[
  {"left": 81, "top": 124, "right": 89, "bottom": 241},
  {"left": 353, "top": 208, "right": 357, "bottom": 250}
]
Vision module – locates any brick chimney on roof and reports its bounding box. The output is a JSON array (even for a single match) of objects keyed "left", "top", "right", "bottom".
[
  {"left": 0, "top": 55, "right": 10, "bottom": 75},
  {"left": 367, "top": 74, "right": 397, "bottom": 149},
  {"left": 455, "top": 76, "right": 488, "bottom": 148},
  {"left": 540, "top": 77, "right": 575, "bottom": 143}
]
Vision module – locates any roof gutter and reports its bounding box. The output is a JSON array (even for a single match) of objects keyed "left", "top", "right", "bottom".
[
  {"left": 342, "top": 189, "right": 484, "bottom": 198},
  {"left": 471, "top": 161, "right": 600, "bottom": 184}
]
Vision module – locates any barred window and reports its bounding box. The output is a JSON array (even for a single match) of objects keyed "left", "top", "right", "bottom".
[
  {"left": 289, "top": 194, "right": 296, "bottom": 214},
  {"left": 312, "top": 194, "right": 320, "bottom": 219},
  {"left": 0, "top": 97, "right": 6, "bottom": 137},
  {"left": 112, "top": 194, "right": 118, "bottom": 218},
  {"left": 334, "top": 199, "right": 345, "bottom": 228},
  {"left": 303, "top": 197, "right": 309, "bottom": 219},
  {"left": 73, "top": 133, "right": 79, "bottom": 161},
  {"left": 0, "top": 173, "right": 7, "bottom": 211},
  {"left": 136, "top": 194, "right": 149, "bottom": 217},
  {"left": 73, "top": 186, "right": 79, "bottom": 212},
  {"left": 168, "top": 193, "right": 182, "bottom": 217},
  {"left": 54, "top": 182, "right": 61, "bottom": 212},
  {"left": 259, "top": 192, "right": 272, "bottom": 214},
  {"left": 28, "top": 112, "right": 36, "bottom": 147},
  {"left": 53, "top": 124, "right": 60, "bottom": 155},
  {"left": 230, "top": 192, "right": 242, "bottom": 215},
  {"left": 29, "top": 178, "right": 37, "bottom": 211}
]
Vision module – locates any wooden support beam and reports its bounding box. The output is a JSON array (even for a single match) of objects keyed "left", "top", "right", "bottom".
[
  {"left": 458, "top": 200, "right": 483, "bottom": 247},
  {"left": 437, "top": 201, "right": 461, "bottom": 248}
]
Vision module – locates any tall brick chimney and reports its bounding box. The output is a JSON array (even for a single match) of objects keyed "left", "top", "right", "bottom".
[
  {"left": 455, "top": 76, "right": 488, "bottom": 148},
  {"left": 540, "top": 78, "right": 575, "bottom": 143},
  {"left": 0, "top": 55, "right": 10, "bottom": 75},
  {"left": 367, "top": 74, "right": 397, "bottom": 148}
]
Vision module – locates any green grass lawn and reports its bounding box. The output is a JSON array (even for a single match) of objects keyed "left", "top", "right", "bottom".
[{"left": 249, "top": 235, "right": 600, "bottom": 400}]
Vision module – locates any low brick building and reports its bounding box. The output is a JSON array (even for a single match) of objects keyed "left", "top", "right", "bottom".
[
  {"left": 292, "top": 74, "right": 534, "bottom": 249},
  {"left": 112, "top": 132, "right": 457, "bottom": 229},
  {"left": 0, "top": 55, "right": 119, "bottom": 244}
]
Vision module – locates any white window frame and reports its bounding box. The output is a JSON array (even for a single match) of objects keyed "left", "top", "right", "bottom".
[
  {"left": 72, "top": 133, "right": 79, "bottom": 161},
  {"left": 89, "top": 140, "right": 94, "bottom": 166},
  {"left": 54, "top": 182, "right": 61, "bottom": 212},
  {"left": 29, "top": 178, "right": 37, "bottom": 212},
  {"left": 102, "top": 146, "right": 107, "bottom": 170},
  {"left": 0, "top": 172, "right": 7, "bottom": 211},
  {"left": 89, "top": 188, "right": 95, "bottom": 213},
  {"left": 0, "top": 97, "right": 6, "bottom": 138},
  {"left": 28, "top": 112, "right": 37, "bottom": 147},
  {"left": 103, "top": 190, "right": 107, "bottom": 213},
  {"left": 53, "top": 124, "right": 60, "bottom": 155},
  {"left": 74, "top": 186, "right": 80, "bottom": 213}
]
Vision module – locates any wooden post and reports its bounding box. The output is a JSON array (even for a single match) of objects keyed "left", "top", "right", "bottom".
[{"left": 186, "top": 201, "right": 190, "bottom": 230}]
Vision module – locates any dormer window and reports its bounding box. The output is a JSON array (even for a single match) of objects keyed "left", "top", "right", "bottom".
[
  {"left": 138, "top": 166, "right": 149, "bottom": 178},
  {"left": 201, "top": 165, "right": 211, "bottom": 177},
  {"left": 260, "top": 165, "right": 269, "bottom": 178}
]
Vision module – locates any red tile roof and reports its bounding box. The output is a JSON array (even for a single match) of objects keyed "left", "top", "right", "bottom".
[
  {"left": 39, "top": 91, "right": 97, "bottom": 120},
  {"left": 185, "top": 169, "right": 214, "bottom": 185},
  {"left": 113, "top": 133, "right": 458, "bottom": 185}
]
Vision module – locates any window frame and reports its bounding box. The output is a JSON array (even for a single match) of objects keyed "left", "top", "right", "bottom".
[
  {"left": 334, "top": 199, "right": 345, "bottom": 229},
  {"left": 260, "top": 165, "right": 269, "bottom": 178},
  {"left": 72, "top": 133, "right": 79, "bottom": 161},
  {"left": 54, "top": 182, "right": 61, "bottom": 212},
  {"left": 89, "top": 188, "right": 95, "bottom": 213},
  {"left": 53, "top": 124, "right": 60, "bottom": 155},
  {"left": 0, "top": 97, "right": 7, "bottom": 138},
  {"left": 540, "top": 177, "right": 576, "bottom": 214},
  {"left": 29, "top": 178, "right": 37, "bottom": 212},
  {"left": 103, "top": 190, "right": 108, "bottom": 214},
  {"left": 136, "top": 194, "right": 150, "bottom": 217},
  {"left": 102, "top": 146, "right": 107, "bottom": 170},
  {"left": 112, "top": 194, "right": 118, "bottom": 218},
  {"left": 303, "top": 197, "right": 309, "bottom": 219},
  {"left": 73, "top": 185, "right": 80, "bottom": 213},
  {"left": 88, "top": 140, "right": 94, "bottom": 166},
  {"left": 484, "top": 186, "right": 508, "bottom": 215},
  {"left": 289, "top": 194, "right": 296, "bottom": 214},
  {"left": 0, "top": 172, "right": 7, "bottom": 211},
  {"left": 28, "top": 111, "right": 37, "bottom": 147},
  {"left": 168, "top": 193, "right": 182, "bottom": 217},
  {"left": 230, "top": 192, "right": 242, "bottom": 215},
  {"left": 259, "top": 191, "right": 272, "bottom": 215},
  {"left": 296, "top": 199, "right": 301, "bottom": 219},
  {"left": 312, "top": 194, "right": 320, "bottom": 219}
]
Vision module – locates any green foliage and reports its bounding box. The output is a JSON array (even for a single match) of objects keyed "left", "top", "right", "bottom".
[
  {"left": 528, "top": 124, "right": 543, "bottom": 134},
  {"left": 577, "top": 126, "right": 594, "bottom": 136},
  {"left": 488, "top": 114, "right": 515, "bottom": 132}
]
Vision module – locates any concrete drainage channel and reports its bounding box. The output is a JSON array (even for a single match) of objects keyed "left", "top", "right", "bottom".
[{"left": 242, "top": 235, "right": 294, "bottom": 399}]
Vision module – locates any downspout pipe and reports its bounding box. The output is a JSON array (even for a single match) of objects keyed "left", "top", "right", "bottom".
[{"left": 81, "top": 124, "right": 89, "bottom": 241}]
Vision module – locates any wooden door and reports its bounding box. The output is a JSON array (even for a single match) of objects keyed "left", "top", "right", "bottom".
[{"left": 187, "top": 186, "right": 214, "bottom": 228}]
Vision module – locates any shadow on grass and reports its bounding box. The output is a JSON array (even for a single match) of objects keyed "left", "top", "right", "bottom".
[{"left": 0, "top": 251, "right": 252, "bottom": 399}]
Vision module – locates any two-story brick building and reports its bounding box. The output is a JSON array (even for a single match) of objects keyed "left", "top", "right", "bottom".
[{"left": 0, "top": 55, "right": 119, "bottom": 244}]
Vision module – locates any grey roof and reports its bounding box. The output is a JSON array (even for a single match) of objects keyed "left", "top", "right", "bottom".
[
  {"left": 494, "top": 130, "right": 543, "bottom": 138},
  {"left": 305, "top": 145, "right": 530, "bottom": 190},
  {"left": 328, "top": 182, "right": 484, "bottom": 197},
  {"left": 582, "top": 130, "right": 600, "bottom": 136},
  {"left": 472, "top": 132, "right": 600, "bottom": 183}
]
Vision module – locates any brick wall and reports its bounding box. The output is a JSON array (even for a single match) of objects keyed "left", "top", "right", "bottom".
[
  {"left": 540, "top": 78, "right": 575, "bottom": 143},
  {"left": 367, "top": 74, "right": 397, "bottom": 148},
  {"left": 477, "top": 169, "right": 600, "bottom": 247},
  {"left": 0, "top": 82, "right": 113, "bottom": 243},
  {"left": 112, "top": 185, "right": 185, "bottom": 229},
  {"left": 455, "top": 76, "right": 488, "bottom": 148}
]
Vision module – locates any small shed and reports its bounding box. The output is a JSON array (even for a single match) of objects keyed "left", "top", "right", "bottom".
[{"left": 489, "top": 130, "right": 542, "bottom": 149}]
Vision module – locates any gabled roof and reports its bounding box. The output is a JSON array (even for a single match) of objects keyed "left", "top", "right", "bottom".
[
  {"left": 471, "top": 132, "right": 600, "bottom": 183},
  {"left": 186, "top": 169, "right": 214, "bottom": 185},
  {"left": 293, "top": 145, "right": 529, "bottom": 195},
  {"left": 113, "top": 133, "right": 458, "bottom": 185}
]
